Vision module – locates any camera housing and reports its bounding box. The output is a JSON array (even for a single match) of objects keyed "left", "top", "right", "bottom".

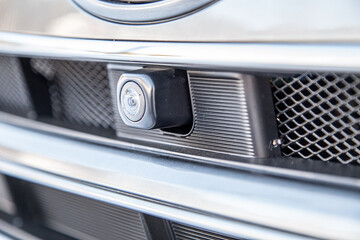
[{"left": 117, "top": 68, "right": 192, "bottom": 130}]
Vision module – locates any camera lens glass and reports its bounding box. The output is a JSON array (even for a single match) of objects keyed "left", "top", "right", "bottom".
[
  {"left": 120, "top": 81, "right": 146, "bottom": 122},
  {"left": 123, "top": 88, "right": 140, "bottom": 116}
]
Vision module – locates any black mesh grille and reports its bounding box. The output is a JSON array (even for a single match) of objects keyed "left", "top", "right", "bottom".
[
  {"left": 272, "top": 73, "right": 360, "bottom": 165},
  {"left": 31, "top": 59, "right": 115, "bottom": 130},
  {"left": 0, "top": 56, "right": 34, "bottom": 116},
  {"left": 171, "top": 222, "right": 241, "bottom": 240}
]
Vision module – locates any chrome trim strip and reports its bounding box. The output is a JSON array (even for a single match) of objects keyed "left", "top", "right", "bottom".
[
  {"left": 0, "top": 112, "right": 359, "bottom": 188},
  {"left": 1, "top": 32, "right": 360, "bottom": 72},
  {"left": 0, "top": 158, "right": 308, "bottom": 240},
  {"left": 0, "top": 122, "right": 359, "bottom": 239}
]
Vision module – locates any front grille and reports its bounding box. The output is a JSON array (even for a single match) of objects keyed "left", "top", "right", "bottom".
[
  {"left": 0, "top": 56, "right": 34, "bottom": 116},
  {"left": 171, "top": 222, "right": 240, "bottom": 240},
  {"left": 31, "top": 59, "right": 115, "bottom": 130},
  {"left": 0, "top": 55, "right": 358, "bottom": 175},
  {"left": 272, "top": 73, "right": 360, "bottom": 164},
  {"left": 31, "top": 184, "right": 148, "bottom": 240}
]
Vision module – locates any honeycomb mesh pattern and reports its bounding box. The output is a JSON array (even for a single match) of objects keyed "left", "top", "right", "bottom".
[
  {"left": 31, "top": 59, "right": 115, "bottom": 129},
  {"left": 0, "top": 56, "right": 33, "bottom": 116},
  {"left": 272, "top": 73, "right": 360, "bottom": 164},
  {"left": 171, "top": 222, "right": 241, "bottom": 240}
]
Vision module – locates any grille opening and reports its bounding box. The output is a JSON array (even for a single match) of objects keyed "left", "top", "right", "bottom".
[
  {"left": 3, "top": 176, "right": 247, "bottom": 240},
  {"left": 272, "top": 73, "right": 360, "bottom": 165},
  {"left": 0, "top": 54, "right": 359, "bottom": 175},
  {"left": 171, "top": 222, "right": 242, "bottom": 240},
  {"left": 29, "top": 59, "right": 117, "bottom": 138},
  {"left": 30, "top": 184, "right": 149, "bottom": 240},
  {"left": 0, "top": 56, "right": 34, "bottom": 117},
  {"left": 30, "top": 59, "right": 115, "bottom": 130}
]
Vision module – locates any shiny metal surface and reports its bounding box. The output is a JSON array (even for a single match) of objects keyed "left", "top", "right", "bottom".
[
  {"left": 0, "top": 158, "right": 308, "bottom": 240},
  {"left": 0, "top": 122, "right": 359, "bottom": 239},
  {"left": 0, "top": 111, "right": 359, "bottom": 185},
  {"left": 1, "top": 0, "right": 360, "bottom": 42},
  {"left": 1, "top": 32, "right": 360, "bottom": 72},
  {"left": 72, "top": 0, "right": 215, "bottom": 24}
]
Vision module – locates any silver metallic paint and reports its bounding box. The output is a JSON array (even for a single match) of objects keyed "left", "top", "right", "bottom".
[{"left": 1, "top": 0, "right": 360, "bottom": 42}]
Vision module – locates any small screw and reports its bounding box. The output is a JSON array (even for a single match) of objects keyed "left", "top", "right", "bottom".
[{"left": 271, "top": 138, "right": 283, "bottom": 148}]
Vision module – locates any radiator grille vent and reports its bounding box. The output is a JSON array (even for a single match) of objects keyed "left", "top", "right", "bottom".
[
  {"left": 171, "top": 222, "right": 241, "bottom": 240},
  {"left": 110, "top": 71, "right": 254, "bottom": 157},
  {"left": 0, "top": 56, "right": 33, "bottom": 116},
  {"left": 31, "top": 59, "right": 115, "bottom": 130},
  {"left": 272, "top": 73, "right": 360, "bottom": 164},
  {"left": 31, "top": 184, "right": 148, "bottom": 240}
]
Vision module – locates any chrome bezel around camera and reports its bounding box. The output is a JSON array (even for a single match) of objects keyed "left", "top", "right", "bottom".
[{"left": 117, "top": 73, "right": 156, "bottom": 129}]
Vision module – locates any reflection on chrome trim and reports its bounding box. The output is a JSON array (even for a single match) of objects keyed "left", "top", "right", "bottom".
[
  {"left": 0, "top": 124, "right": 360, "bottom": 239},
  {"left": 0, "top": 158, "right": 309, "bottom": 240},
  {"left": 1, "top": 32, "right": 360, "bottom": 72},
  {"left": 0, "top": 112, "right": 359, "bottom": 187}
]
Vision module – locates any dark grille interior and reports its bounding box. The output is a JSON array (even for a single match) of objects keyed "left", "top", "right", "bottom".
[
  {"left": 272, "top": 73, "right": 360, "bottom": 164},
  {"left": 31, "top": 59, "right": 115, "bottom": 130},
  {"left": 0, "top": 56, "right": 34, "bottom": 116},
  {"left": 0, "top": 175, "right": 246, "bottom": 240},
  {"left": 31, "top": 183, "right": 148, "bottom": 240},
  {"left": 171, "top": 222, "right": 240, "bottom": 240}
]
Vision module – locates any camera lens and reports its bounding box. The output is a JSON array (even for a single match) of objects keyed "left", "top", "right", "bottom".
[
  {"left": 120, "top": 81, "right": 145, "bottom": 122},
  {"left": 123, "top": 88, "right": 140, "bottom": 116}
]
